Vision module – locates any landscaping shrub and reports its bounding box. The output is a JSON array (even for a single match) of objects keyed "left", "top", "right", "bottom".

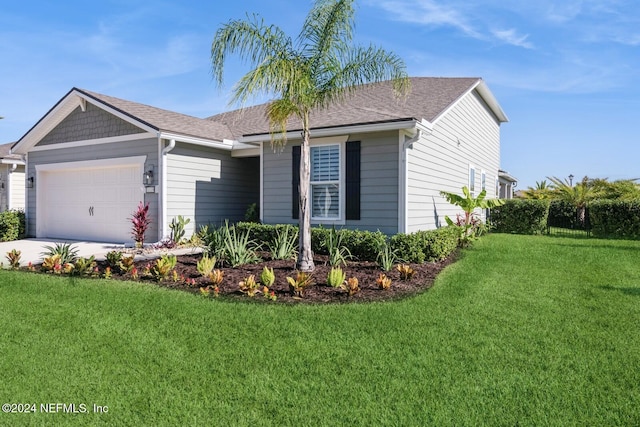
[
  {"left": 311, "top": 227, "right": 385, "bottom": 261},
  {"left": 589, "top": 200, "right": 640, "bottom": 239},
  {"left": 491, "top": 199, "right": 549, "bottom": 235},
  {"left": 390, "top": 227, "right": 460, "bottom": 263},
  {"left": 548, "top": 200, "right": 580, "bottom": 229},
  {"left": 0, "top": 209, "right": 25, "bottom": 241}
]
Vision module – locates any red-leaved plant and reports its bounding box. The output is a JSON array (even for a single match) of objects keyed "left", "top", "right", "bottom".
[{"left": 131, "top": 201, "right": 151, "bottom": 247}]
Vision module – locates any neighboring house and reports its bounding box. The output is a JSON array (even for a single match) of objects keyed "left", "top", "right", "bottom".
[
  {"left": 11, "top": 77, "right": 508, "bottom": 243},
  {"left": 498, "top": 169, "right": 518, "bottom": 199},
  {"left": 0, "top": 142, "right": 26, "bottom": 211}
]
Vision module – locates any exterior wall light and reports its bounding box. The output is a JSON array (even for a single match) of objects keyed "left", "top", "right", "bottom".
[
  {"left": 144, "top": 165, "right": 154, "bottom": 186},
  {"left": 27, "top": 176, "right": 34, "bottom": 188}
]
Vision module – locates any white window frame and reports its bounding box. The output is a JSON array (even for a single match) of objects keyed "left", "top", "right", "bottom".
[
  {"left": 309, "top": 138, "right": 346, "bottom": 224},
  {"left": 469, "top": 164, "right": 476, "bottom": 196}
]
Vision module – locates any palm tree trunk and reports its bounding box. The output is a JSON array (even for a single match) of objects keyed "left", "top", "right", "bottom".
[{"left": 297, "top": 111, "right": 315, "bottom": 272}]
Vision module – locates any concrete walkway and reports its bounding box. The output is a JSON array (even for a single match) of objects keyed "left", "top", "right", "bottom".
[{"left": 0, "top": 239, "right": 202, "bottom": 267}]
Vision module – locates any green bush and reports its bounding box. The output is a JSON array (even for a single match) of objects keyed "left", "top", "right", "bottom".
[
  {"left": 548, "top": 200, "right": 579, "bottom": 229},
  {"left": 0, "top": 210, "right": 26, "bottom": 242},
  {"left": 390, "top": 227, "right": 460, "bottom": 263},
  {"left": 589, "top": 200, "right": 640, "bottom": 239},
  {"left": 492, "top": 200, "right": 549, "bottom": 235},
  {"left": 310, "top": 227, "right": 386, "bottom": 261}
]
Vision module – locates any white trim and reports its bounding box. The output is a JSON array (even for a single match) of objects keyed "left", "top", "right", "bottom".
[
  {"left": 231, "top": 147, "right": 260, "bottom": 158},
  {"left": 240, "top": 120, "right": 417, "bottom": 143},
  {"left": 160, "top": 138, "right": 176, "bottom": 239},
  {"left": 309, "top": 141, "right": 345, "bottom": 225},
  {"left": 158, "top": 132, "right": 232, "bottom": 151},
  {"left": 1, "top": 159, "right": 25, "bottom": 165},
  {"left": 259, "top": 141, "right": 264, "bottom": 222},
  {"left": 29, "top": 132, "right": 154, "bottom": 152},
  {"left": 34, "top": 156, "right": 147, "bottom": 172},
  {"left": 35, "top": 156, "right": 146, "bottom": 239},
  {"left": 398, "top": 132, "right": 406, "bottom": 234},
  {"left": 76, "top": 92, "right": 157, "bottom": 134},
  {"left": 430, "top": 80, "right": 508, "bottom": 126}
]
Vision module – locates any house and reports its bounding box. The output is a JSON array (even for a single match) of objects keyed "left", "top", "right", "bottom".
[
  {"left": 498, "top": 169, "right": 518, "bottom": 199},
  {"left": 0, "top": 142, "right": 25, "bottom": 211},
  {"left": 11, "top": 77, "right": 508, "bottom": 243}
]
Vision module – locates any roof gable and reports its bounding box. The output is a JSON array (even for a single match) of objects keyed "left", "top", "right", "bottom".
[{"left": 12, "top": 88, "right": 234, "bottom": 155}]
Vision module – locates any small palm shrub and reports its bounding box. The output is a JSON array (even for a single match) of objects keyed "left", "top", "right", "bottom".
[
  {"left": 150, "top": 254, "right": 177, "bottom": 281},
  {"left": 267, "top": 226, "right": 298, "bottom": 260},
  {"left": 287, "top": 271, "right": 314, "bottom": 298},
  {"left": 71, "top": 256, "right": 97, "bottom": 276},
  {"left": 260, "top": 266, "right": 276, "bottom": 287},
  {"left": 198, "top": 225, "right": 225, "bottom": 259},
  {"left": 341, "top": 277, "right": 360, "bottom": 296},
  {"left": 396, "top": 264, "right": 415, "bottom": 280},
  {"left": 221, "top": 221, "right": 261, "bottom": 267},
  {"left": 197, "top": 255, "right": 216, "bottom": 277},
  {"left": 130, "top": 202, "right": 151, "bottom": 247},
  {"left": 326, "top": 267, "right": 346, "bottom": 288},
  {"left": 41, "top": 242, "right": 78, "bottom": 265},
  {"left": 376, "top": 241, "right": 400, "bottom": 271},
  {"left": 326, "top": 227, "right": 352, "bottom": 267},
  {"left": 376, "top": 273, "right": 392, "bottom": 290},
  {"left": 5, "top": 249, "right": 21, "bottom": 269},
  {"left": 238, "top": 275, "right": 259, "bottom": 297}
]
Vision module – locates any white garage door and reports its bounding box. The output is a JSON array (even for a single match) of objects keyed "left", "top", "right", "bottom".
[{"left": 39, "top": 163, "right": 145, "bottom": 243}]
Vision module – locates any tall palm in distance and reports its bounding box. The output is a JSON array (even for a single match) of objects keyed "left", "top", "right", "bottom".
[{"left": 211, "top": 0, "right": 409, "bottom": 272}]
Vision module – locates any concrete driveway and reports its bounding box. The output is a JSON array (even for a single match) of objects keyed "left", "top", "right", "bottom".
[{"left": 0, "top": 238, "right": 126, "bottom": 267}]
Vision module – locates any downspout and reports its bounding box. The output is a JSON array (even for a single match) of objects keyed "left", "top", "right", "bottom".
[
  {"left": 399, "top": 129, "right": 422, "bottom": 234},
  {"left": 6, "top": 163, "right": 17, "bottom": 210},
  {"left": 160, "top": 138, "right": 176, "bottom": 240}
]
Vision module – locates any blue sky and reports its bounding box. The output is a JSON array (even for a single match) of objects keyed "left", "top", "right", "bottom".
[{"left": 1, "top": 0, "right": 639, "bottom": 189}]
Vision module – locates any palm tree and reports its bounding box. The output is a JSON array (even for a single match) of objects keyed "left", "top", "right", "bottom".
[
  {"left": 547, "top": 176, "right": 602, "bottom": 226},
  {"left": 211, "top": 0, "right": 409, "bottom": 272},
  {"left": 521, "top": 180, "right": 552, "bottom": 199}
]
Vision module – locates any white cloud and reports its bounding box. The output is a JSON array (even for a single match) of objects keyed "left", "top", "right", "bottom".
[{"left": 491, "top": 28, "right": 534, "bottom": 49}]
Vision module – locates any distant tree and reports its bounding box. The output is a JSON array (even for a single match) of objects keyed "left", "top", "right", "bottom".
[
  {"left": 521, "top": 180, "right": 552, "bottom": 199},
  {"left": 590, "top": 178, "right": 640, "bottom": 200},
  {"left": 210, "top": 0, "right": 409, "bottom": 272},
  {"left": 547, "top": 176, "right": 603, "bottom": 225}
]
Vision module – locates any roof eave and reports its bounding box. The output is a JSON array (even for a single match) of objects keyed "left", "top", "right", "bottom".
[{"left": 238, "top": 118, "right": 420, "bottom": 143}]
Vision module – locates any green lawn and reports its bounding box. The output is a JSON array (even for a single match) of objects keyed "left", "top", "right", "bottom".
[{"left": 1, "top": 234, "right": 639, "bottom": 426}]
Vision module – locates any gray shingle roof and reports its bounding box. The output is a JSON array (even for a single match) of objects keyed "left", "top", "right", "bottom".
[
  {"left": 0, "top": 142, "right": 22, "bottom": 160},
  {"left": 77, "top": 88, "right": 235, "bottom": 141},
  {"left": 207, "top": 77, "right": 482, "bottom": 139}
]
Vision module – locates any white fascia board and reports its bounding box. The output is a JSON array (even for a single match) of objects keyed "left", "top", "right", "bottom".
[
  {"left": 159, "top": 132, "right": 233, "bottom": 151},
  {"left": 238, "top": 120, "right": 418, "bottom": 143},
  {"left": 430, "top": 79, "right": 509, "bottom": 126},
  {"left": 29, "top": 133, "right": 155, "bottom": 152},
  {"left": 1, "top": 159, "right": 25, "bottom": 166}
]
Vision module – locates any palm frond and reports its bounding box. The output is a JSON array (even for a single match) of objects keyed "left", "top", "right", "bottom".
[
  {"left": 211, "top": 14, "right": 293, "bottom": 88},
  {"left": 299, "top": 0, "right": 355, "bottom": 61}
]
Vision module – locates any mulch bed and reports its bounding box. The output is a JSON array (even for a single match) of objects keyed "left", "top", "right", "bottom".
[{"left": 98, "top": 251, "right": 458, "bottom": 304}]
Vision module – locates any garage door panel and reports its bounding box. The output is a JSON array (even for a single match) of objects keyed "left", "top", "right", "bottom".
[{"left": 39, "top": 164, "right": 144, "bottom": 243}]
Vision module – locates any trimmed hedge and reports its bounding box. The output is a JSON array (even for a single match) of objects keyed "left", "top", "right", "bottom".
[
  {"left": 390, "top": 227, "right": 460, "bottom": 263},
  {"left": 0, "top": 209, "right": 26, "bottom": 242},
  {"left": 491, "top": 200, "right": 549, "bottom": 235},
  {"left": 231, "top": 222, "right": 459, "bottom": 263},
  {"left": 589, "top": 200, "right": 640, "bottom": 239},
  {"left": 548, "top": 200, "right": 580, "bottom": 229}
]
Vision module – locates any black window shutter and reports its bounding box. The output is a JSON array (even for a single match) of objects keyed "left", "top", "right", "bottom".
[
  {"left": 345, "top": 141, "right": 361, "bottom": 220},
  {"left": 292, "top": 145, "right": 301, "bottom": 219}
]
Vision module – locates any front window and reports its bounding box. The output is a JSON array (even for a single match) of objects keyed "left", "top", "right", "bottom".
[
  {"left": 469, "top": 166, "right": 476, "bottom": 195},
  {"left": 311, "top": 145, "right": 340, "bottom": 219}
]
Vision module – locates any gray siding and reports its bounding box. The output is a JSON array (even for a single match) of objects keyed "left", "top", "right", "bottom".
[
  {"left": 37, "top": 103, "right": 145, "bottom": 146},
  {"left": 406, "top": 89, "right": 501, "bottom": 232},
  {"left": 262, "top": 131, "right": 399, "bottom": 235},
  {"left": 26, "top": 138, "right": 159, "bottom": 240},
  {"left": 166, "top": 143, "right": 259, "bottom": 237}
]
